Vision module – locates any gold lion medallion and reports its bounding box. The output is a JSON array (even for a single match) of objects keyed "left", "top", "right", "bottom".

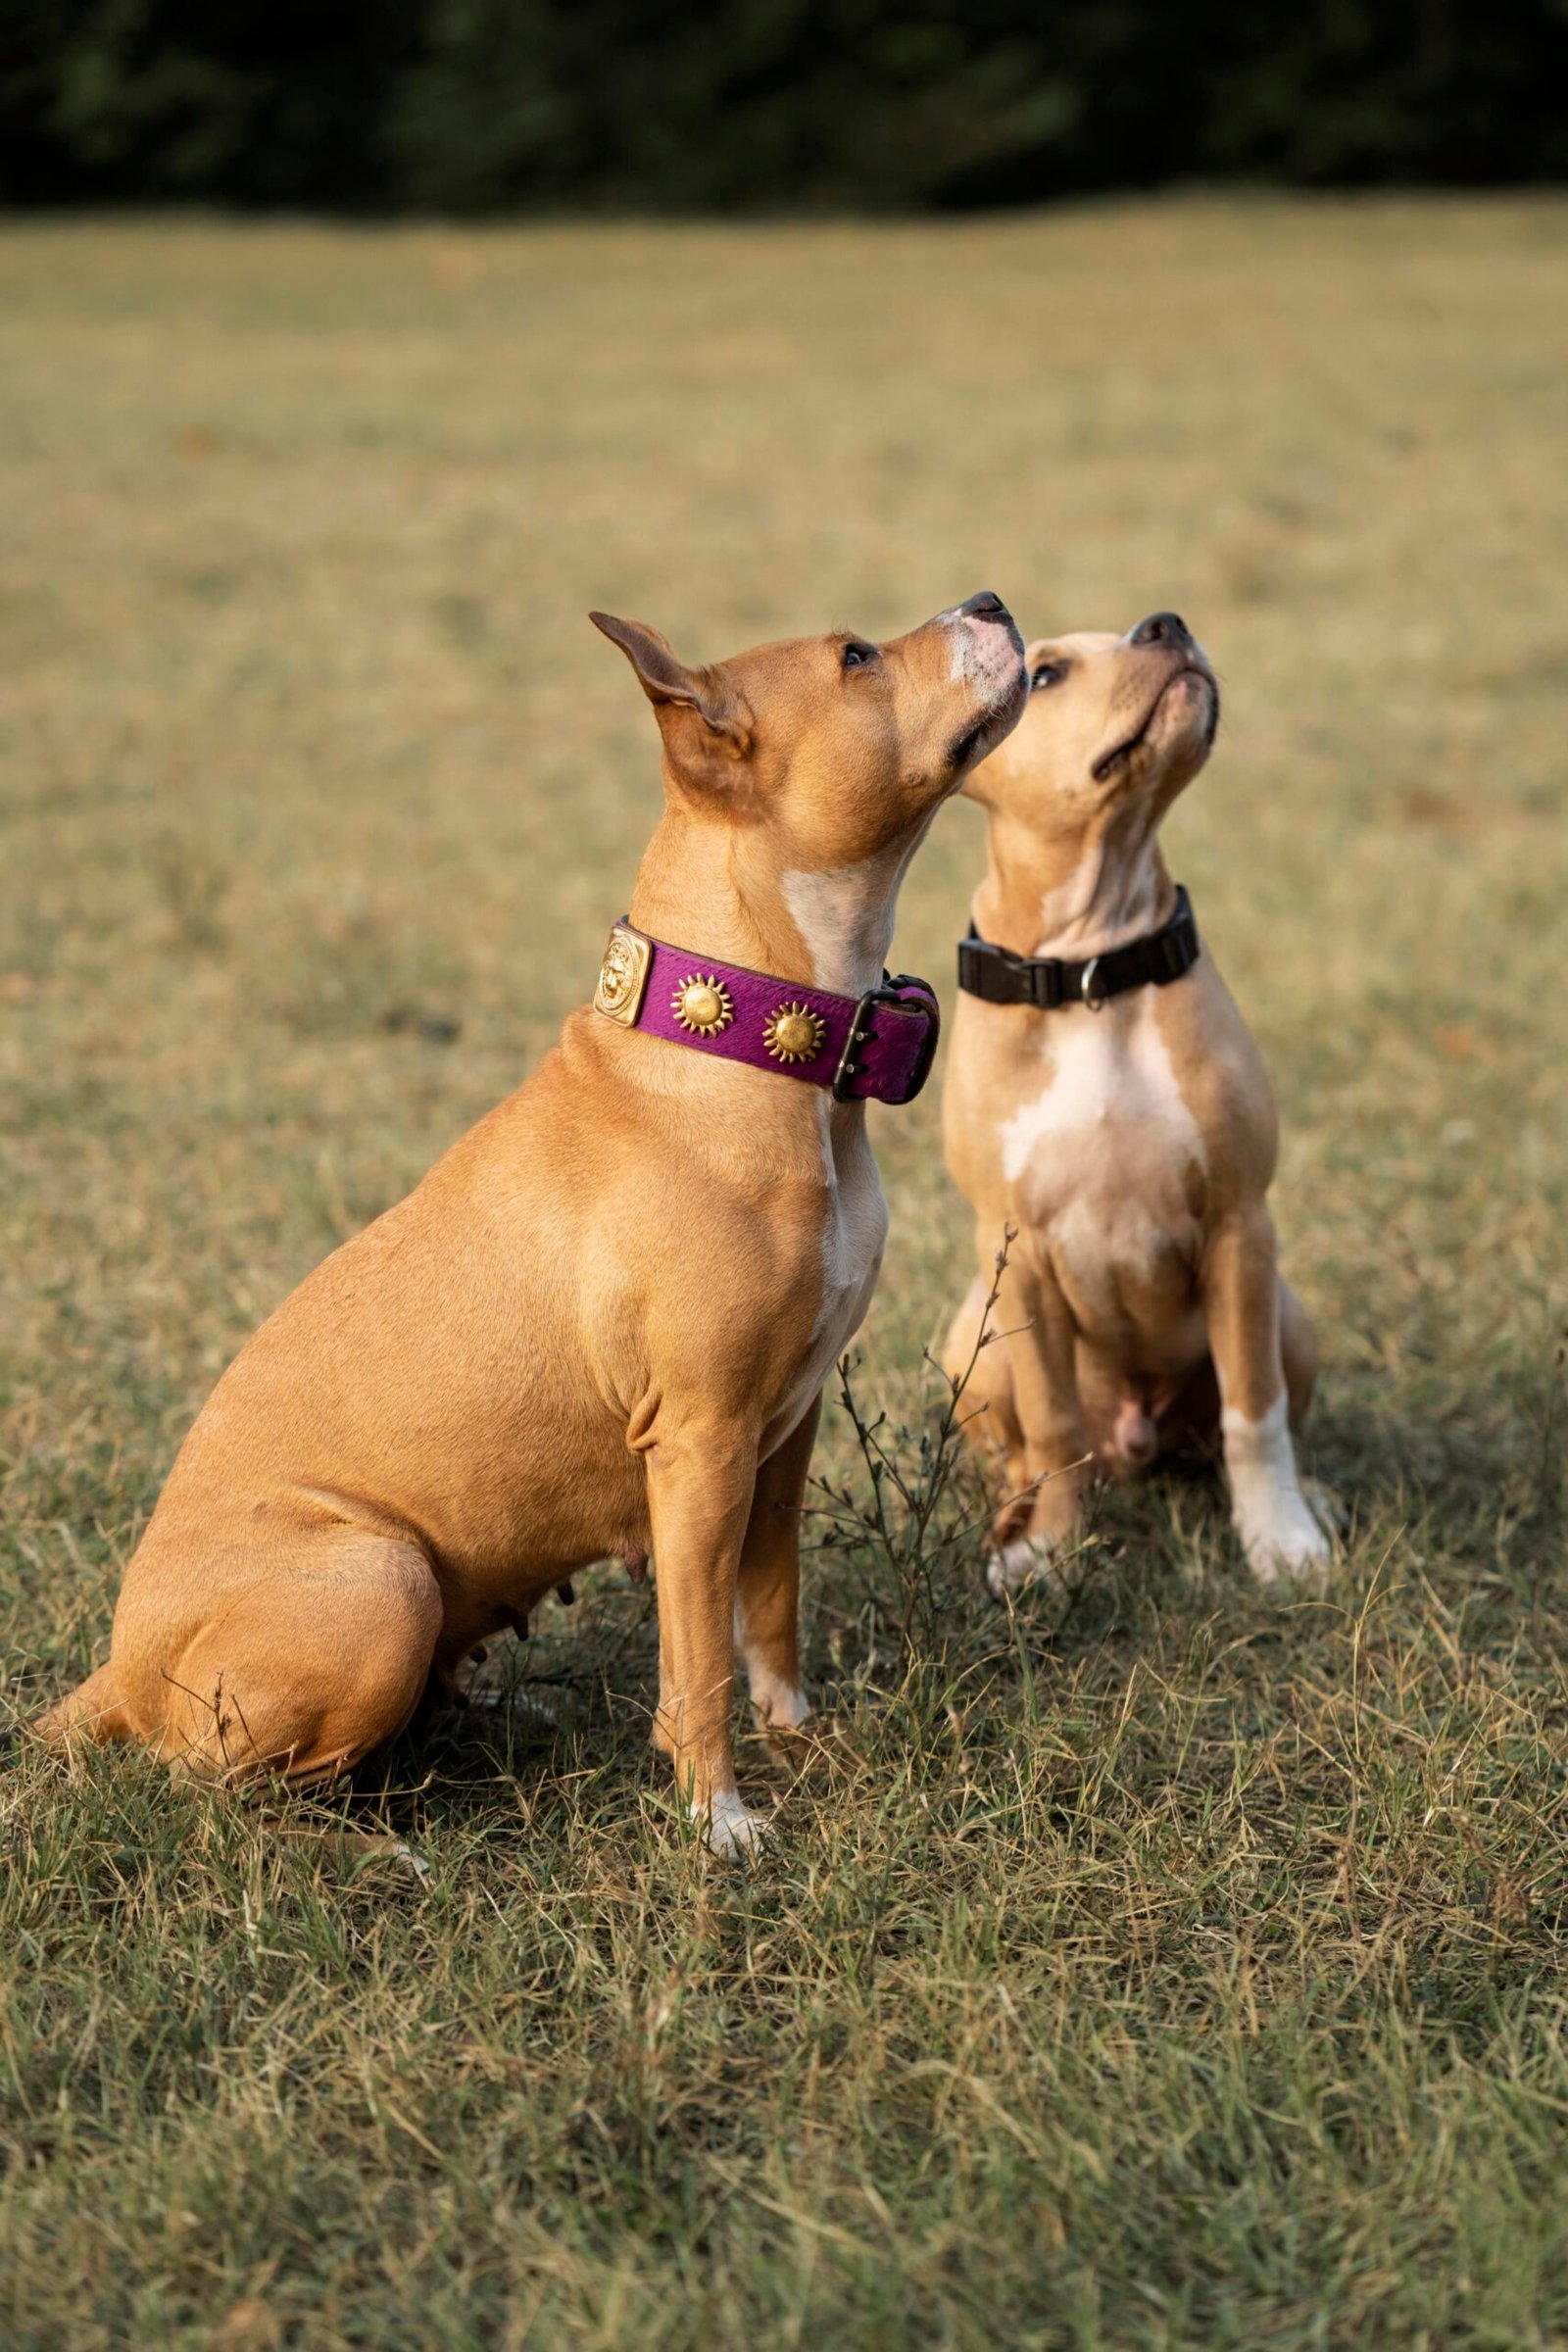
[
  {"left": 594, "top": 923, "right": 653, "bottom": 1026},
  {"left": 763, "top": 1001, "right": 827, "bottom": 1063},
  {"left": 671, "top": 972, "right": 735, "bottom": 1036}
]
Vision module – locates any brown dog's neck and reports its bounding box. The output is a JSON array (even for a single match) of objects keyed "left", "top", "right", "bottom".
[
  {"left": 605, "top": 801, "right": 904, "bottom": 1159},
  {"left": 974, "top": 804, "right": 1177, "bottom": 962},
  {"left": 628, "top": 802, "right": 911, "bottom": 1000}
]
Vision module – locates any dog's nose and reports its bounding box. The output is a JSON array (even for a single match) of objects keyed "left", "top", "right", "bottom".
[
  {"left": 1130, "top": 611, "right": 1191, "bottom": 649},
  {"left": 958, "top": 590, "right": 1010, "bottom": 623}
]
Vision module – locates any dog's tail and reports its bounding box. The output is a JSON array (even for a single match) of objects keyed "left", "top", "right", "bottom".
[{"left": 34, "top": 1662, "right": 133, "bottom": 1749}]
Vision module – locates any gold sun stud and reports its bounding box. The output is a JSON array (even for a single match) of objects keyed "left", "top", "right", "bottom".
[
  {"left": 763, "top": 1001, "right": 827, "bottom": 1064},
  {"left": 671, "top": 972, "right": 734, "bottom": 1036}
]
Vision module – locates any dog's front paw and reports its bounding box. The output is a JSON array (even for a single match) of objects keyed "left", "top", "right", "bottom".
[
  {"left": 987, "top": 1532, "right": 1069, "bottom": 1601},
  {"left": 1238, "top": 1491, "right": 1332, "bottom": 1588},
  {"left": 1225, "top": 1404, "right": 1335, "bottom": 1589},
  {"left": 747, "top": 1669, "right": 810, "bottom": 1734},
  {"left": 705, "top": 1790, "right": 769, "bottom": 1861}
]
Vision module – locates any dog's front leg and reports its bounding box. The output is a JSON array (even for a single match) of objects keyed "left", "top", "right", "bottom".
[
  {"left": 645, "top": 1422, "right": 763, "bottom": 1856},
  {"left": 986, "top": 1248, "right": 1089, "bottom": 1597},
  {"left": 735, "top": 1394, "right": 819, "bottom": 1734},
  {"left": 1201, "top": 1209, "right": 1330, "bottom": 1585}
]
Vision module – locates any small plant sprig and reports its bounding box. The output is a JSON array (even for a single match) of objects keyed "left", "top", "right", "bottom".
[{"left": 808, "top": 1228, "right": 1021, "bottom": 1655}]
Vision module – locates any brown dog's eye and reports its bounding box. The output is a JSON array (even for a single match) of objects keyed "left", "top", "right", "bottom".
[
  {"left": 841, "top": 641, "right": 878, "bottom": 671},
  {"left": 1031, "top": 661, "right": 1067, "bottom": 691}
]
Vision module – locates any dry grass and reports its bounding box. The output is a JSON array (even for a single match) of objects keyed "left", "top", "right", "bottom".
[{"left": 2, "top": 200, "right": 1567, "bottom": 2347}]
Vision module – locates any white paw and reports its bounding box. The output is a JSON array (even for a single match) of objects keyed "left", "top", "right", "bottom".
[
  {"left": 705, "top": 1790, "right": 769, "bottom": 1861},
  {"left": 1239, "top": 1494, "right": 1332, "bottom": 1587},
  {"left": 748, "top": 1669, "right": 810, "bottom": 1733},
  {"left": 1224, "top": 1396, "right": 1333, "bottom": 1589},
  {"left": 391, "top": 1839, "right": 431, "bottom": 1883},
  {"left": 986, "top": 1533, "right": 1066, "bottom": 1599}
]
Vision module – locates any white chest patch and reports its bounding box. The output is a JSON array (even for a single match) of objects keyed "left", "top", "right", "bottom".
[
  {"left": 764, "top": 1099, "right": 888, "bottom": 1454},
  {"left": 998, "top": 996, "right": 1205, "bottom": 1321}
]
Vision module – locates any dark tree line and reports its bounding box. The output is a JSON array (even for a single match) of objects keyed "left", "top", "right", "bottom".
[{"left": 3, "top": 0, "right": 1566, "bottom": 212}]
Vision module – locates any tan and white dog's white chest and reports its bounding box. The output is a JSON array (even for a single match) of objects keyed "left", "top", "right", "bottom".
[{"left": 997, "top": 994, "right": 1206, "bottom": 1329}]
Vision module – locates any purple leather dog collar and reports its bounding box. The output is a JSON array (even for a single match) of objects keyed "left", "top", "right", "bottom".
[{"left": 593, "top": 920, "right": 940, "bottom": 1105}]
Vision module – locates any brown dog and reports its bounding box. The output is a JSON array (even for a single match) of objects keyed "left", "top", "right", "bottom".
[
  {"left": 942, "top": 612, "right": 1329, "bottom": 1594},
  {"left": 40, "top": 594, "right": 1027, "bottom": 1851}
]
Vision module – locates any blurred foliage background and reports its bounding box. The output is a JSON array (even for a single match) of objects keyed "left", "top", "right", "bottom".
[{"left": 4, "top": 0, "right": 1567, "bottom": 214}]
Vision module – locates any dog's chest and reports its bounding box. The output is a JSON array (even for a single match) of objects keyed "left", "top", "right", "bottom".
[
  {"left": 998, "top": 1000, "right": 1205, "bottom": 1319},
  {"left": 762, "top": 1108, "right": 888, "bottom": 1453}
]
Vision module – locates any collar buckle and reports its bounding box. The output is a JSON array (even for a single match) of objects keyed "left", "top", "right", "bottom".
[
  {"left": 832, "top": 974, "right": 940, "bottom": 1103},
  {"left": 1027, "top": 956, "right": 1065, "bottom": 1010}
]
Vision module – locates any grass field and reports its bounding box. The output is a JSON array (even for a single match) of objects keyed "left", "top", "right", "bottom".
[{"left": 2, "top": 200, "right": 1566, "bottom": 2348}]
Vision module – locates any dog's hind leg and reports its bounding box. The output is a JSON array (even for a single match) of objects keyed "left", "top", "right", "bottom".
[{"left": 147, "top": 1536, "right": 443, "bottom": 1785}]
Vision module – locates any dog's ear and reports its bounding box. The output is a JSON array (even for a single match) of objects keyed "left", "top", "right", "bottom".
[{"left": 589, "top": 612, "right": 753, "bottom": 793}]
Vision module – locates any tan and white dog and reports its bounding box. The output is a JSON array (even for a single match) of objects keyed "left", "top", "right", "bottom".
[
  {"left": 40, "top": 593, "right": 1028, "bottom": 1852},
  {"left": 942, "top": 612, "right": 1329, "bottom": 1593}
]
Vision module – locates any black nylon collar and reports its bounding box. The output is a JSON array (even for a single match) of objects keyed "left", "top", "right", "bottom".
[{"left": 957, "top": 883, "right": 1200, "bottom": 1012}]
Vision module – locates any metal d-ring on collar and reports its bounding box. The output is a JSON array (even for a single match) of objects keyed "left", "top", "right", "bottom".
[{"left": 956, "top": 883, "right": 1200, "bottom": 1013}]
